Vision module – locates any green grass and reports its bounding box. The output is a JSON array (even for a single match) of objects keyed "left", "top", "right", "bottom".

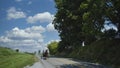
[{"left": 0, "top": 47, "right": 37, "bottom": 68}]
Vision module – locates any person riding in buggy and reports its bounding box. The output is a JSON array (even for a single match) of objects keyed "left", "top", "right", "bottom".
[{"left": 43, "top": 50, "right": 49, "bottom": 59}]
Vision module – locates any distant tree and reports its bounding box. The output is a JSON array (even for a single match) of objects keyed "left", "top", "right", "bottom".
[
  {"left": 16, "top": 49, "right": 19, "bottom": 52},
  {"left": 48, "top": 41, "right": 59, "bottom": 55}
]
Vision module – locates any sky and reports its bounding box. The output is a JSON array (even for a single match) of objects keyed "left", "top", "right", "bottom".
[{"left": 0, "top": 0, "right": 60, "bottom": 52}]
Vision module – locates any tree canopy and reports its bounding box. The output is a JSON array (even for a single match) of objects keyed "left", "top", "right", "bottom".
[
  {"left": 48, "top": 41, "right": 59, "bottom": 55},
  {"left": 53, "top": 0, "right": 120, "bottom": 53},
  {"left": 52, "top": 0, "right": 120, "bottom": 67}
]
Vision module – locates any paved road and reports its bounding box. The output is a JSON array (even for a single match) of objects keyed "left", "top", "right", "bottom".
[{"left": 24, "top": 55, "right": 110, "bottom": 68}]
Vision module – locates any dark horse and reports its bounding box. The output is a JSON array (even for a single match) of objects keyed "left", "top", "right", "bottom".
[{"left": 43, "top": 50, "right": 48, "bottom": 59}]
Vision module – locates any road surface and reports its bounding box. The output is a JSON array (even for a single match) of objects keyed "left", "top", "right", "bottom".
[{"left": 24, "top": 55, "right": 110, "bottom": 68}]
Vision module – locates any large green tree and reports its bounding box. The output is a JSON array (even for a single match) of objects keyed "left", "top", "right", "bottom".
[
  {"left": 53, "top": 0, "right": 105, "bottom": 51},
  {"left": 53, "top": 0, "right": 120, "bottom": 53},
  {"left": 53, "top": 0, "right": 120, "bottom": 67},
  {"left": 53, "top": 0, "right": 85, "bottom": 53}
]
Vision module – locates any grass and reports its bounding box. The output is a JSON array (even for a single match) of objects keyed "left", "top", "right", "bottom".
[{"left": 0, "top": 47, "right": 37, "bottom": 68}]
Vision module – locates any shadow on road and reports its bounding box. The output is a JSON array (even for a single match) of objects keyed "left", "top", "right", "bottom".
[
  {"left": 57, "top": 58, "right": 111, "bottom": 68},
  {"left": 58, "top": 63, "right": 109, "bottom": 68},
  {"left": 36, "top": 55, "right": 112, "bottom": 68},
  {"left": 58, "top": 64, "right": 80, "bottom": 68}
]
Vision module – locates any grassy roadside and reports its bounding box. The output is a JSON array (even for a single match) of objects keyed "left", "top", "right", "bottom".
[{"left": 0, "top": 47, "right": 37, "bottom": 68}]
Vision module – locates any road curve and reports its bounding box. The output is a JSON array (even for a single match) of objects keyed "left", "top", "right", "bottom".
[{"left": 24, "top": 55, "right": 110, "bottom": 68}]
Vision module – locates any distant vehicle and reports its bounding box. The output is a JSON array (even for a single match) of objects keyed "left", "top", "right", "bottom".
[{"left": 43, "top": 50, "right": 49, "bottom": 60}]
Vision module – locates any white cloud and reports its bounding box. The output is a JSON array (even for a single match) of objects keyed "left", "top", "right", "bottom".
[
  {"left": 28, "top": 1, "right": 32, "bottom": 5},
  {"left": 0, "top": 26, "right": 45, "bottom": 52},
  {"left": 102, "top": 21, "right": 118, "bottom": 32},
  {"left": 25, "top": 26, "right": 45, "bottom": 33},
  {"left": 104, "top": 24, "right": 117, "bottom": 30},
  {"left": 46, "top": 23, "right": 56, "bottom": 32},
  {"left": 0, "top": 36, "right": 12, "bottom": 43},
  {"left": 49, "top": 0, "right": 54, "bottom": 2},
  {"left": 7, "top": 26, "right": 45, "bottom": 40},
  {"left": 7, "top": 7, "right": 26, "bottom": 20},
  {"left": 15, "top": 0, "right": 22, "bottom": 2},
  {"left": 26, "top": 12, "right": 54, "bottom": 23}
]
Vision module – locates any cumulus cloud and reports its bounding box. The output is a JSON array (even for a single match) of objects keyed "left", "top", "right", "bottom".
[
  {"left": 46, "top": 23, "right": 56, "bottom": 32},
  {"left": 6, "top": 27, "right": 44, "bottom": 40},
  {"left": 26, "top": 12, "right": 54, "bottom": 23},
  {"left": 0, "top": 26, "right": 45, "bottom": 52},
  {"left": 0, "top": 36, "right": 12, "bottom": 43},
  {"left": 25, "top": 26, "right": 45, "bottom": 33},
  {"left": 49, "top": 0, "right": 54, "bottom": 2},
  {"left": 28, "top": 1, "right": 32, "bottom": 5},
  {"left": 7, "top": 7, "right": 26, "bottom": 20},
  {"left": 15, "top": 0, "right": 22, "bottom": 2}
]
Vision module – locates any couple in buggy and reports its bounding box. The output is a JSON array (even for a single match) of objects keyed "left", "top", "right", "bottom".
[{"left": 42, "top": 50, "right": 49, "bottom": 60}]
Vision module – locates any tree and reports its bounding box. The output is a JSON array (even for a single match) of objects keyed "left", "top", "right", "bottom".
[
  {"left": 53, "top": 0, "right": 85, "bottom": 53},
  {"left": 48, "top": 41, "right": 59, "bottom": 55},
  {"left": 16, "top": 49, "right": 19, "bottom": 52},
  {"left": 53, "top": 0, "right": 120, "bottom": 67},
  {"left": 53, "top": 0, "right": 120, "bottom": 54}
]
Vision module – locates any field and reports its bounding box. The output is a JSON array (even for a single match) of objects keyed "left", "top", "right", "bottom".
[{"left": 0, "top": 47, "right": 37, "bottom": 68}]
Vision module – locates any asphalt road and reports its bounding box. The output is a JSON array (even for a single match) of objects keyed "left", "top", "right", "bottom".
[{"left": 24, "top": 55, "right": 110, "bottom": 68}]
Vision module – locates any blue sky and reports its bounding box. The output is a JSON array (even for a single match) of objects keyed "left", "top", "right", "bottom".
[{"left": 0, "top": 0, "right": 60, "bottom": 52}]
